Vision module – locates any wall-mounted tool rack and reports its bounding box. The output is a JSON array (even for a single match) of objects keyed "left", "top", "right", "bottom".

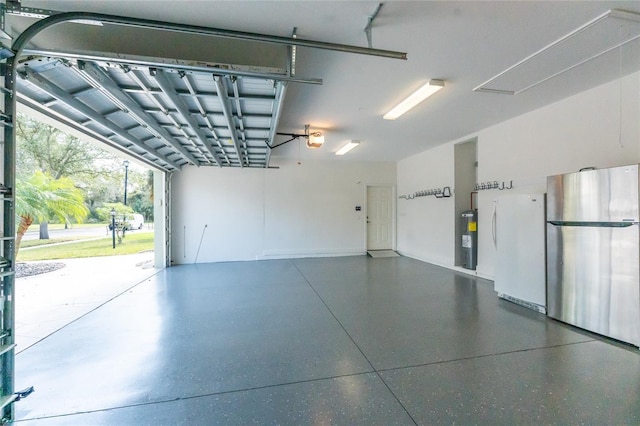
[
  {"left": 399, "top": 186, "right": 452, "bottom": 200},
  {"left": 474, "top": 181, "right": 513, "bottom": 191}
]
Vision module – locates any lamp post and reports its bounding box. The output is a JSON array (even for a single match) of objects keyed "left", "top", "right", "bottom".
[
  {"left": 110, "top": 208, "right": 116, "bottom": 249},
  {"left": 123, "top": 159, "right": 130, "bottom": 205}
]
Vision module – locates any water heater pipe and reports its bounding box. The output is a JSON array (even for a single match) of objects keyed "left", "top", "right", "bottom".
[{"left": 470, "top": 191, "right": 478, "bottom": 210}]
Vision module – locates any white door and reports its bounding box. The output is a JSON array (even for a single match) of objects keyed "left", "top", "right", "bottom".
[{"left": 367, "top": 186, "right": 393, "bottom": 250}]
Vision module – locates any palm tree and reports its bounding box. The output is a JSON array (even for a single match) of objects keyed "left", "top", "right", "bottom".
[{"left": 15, "top": 171, "right": 89, "bottom": 254}]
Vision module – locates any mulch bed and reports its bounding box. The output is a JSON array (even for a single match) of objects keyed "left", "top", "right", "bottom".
[{"left": 16, "top": 262, "right": 66, "bottom": 278}]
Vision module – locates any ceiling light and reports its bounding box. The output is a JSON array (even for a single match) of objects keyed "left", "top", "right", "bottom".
[
  {"left": 383, "top": 79, "right": 445, "bottom": 120},
  {"left": 336, "top": 140, "right": 360, "bottom": 156},
  {"left": 307, "top": 130, "right": 324, "bottom": 149}
]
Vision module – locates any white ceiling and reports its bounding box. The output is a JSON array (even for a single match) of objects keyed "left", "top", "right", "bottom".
[{"left": 12, "top": 0, "right": 640, "bottom": 164}]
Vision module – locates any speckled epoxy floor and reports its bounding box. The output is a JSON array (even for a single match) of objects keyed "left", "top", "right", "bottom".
[{"left": 14, "top": 256, "right": 640, "bottom": 425}]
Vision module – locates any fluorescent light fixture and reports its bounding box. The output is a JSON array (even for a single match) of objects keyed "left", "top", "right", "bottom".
[
  {"left": 383, "top": 79, "right": 445, "bottom": 120},
  {"left": 336, "top": 140, "right": 360, "bottom": 156}
]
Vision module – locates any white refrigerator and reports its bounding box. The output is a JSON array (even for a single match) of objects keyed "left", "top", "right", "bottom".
[{"left": 493, "top": 193, "right": 546, "bottom": 313}]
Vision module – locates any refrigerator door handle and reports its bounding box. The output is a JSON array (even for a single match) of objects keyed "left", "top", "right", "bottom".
[
  {"left": 548, "top": 220, "right": 636, "bottom": 228},
  {"left": 492, "top": 202, "right": 497, "bottom": 248}
]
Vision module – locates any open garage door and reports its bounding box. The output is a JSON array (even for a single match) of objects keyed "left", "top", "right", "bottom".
[
  {"left": 13, "top": 44, "right": 290, "bottom": 171},
  {"left": 15, "top": 54, "right": 290, "bottom": 170},
  {"left": 1, "top": 6, "right": 298, "bottom": 421}
]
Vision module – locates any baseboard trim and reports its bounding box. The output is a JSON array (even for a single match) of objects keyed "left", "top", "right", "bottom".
[
  {"left": 396, "top": 250, "right": 494, "bottom": 280},
  {"left": 258, "top": 249, "right": 366, "bottom": 260}
]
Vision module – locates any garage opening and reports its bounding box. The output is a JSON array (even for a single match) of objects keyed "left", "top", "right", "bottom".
[
  {"left": 14, "top": 110, "right": 158, "bottom": 354},
  {"left": 0, "top": 8, "right": 296, "bottom": 420}
]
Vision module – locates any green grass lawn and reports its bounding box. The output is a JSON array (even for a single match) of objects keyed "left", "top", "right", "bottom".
[
  {"left": 20, "top": 237, "right": 94, "bottom": 249},
  {"left": 17, "top": 233, "right": 154, "bottom": 261}
]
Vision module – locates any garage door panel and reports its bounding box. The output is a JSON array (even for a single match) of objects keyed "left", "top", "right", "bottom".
[{"left": 16, "top": 54, "right": 289, "bottom": 171}]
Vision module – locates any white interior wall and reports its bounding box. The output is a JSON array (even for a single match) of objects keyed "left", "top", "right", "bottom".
[
  {"left": 170, "top": 167, "right": 265, "bottom": 263},
  {"left": 398, "top": 71, "right": 640, "bottom": 278},
  {"left": 263, "top": 159, "right": 396, "bottom": 258},
  {"left": 170, "top": 159, "right": 396, "bottom": 264},
  {"left": 397, "top": 143, "right": 456, "bottom": 266}
]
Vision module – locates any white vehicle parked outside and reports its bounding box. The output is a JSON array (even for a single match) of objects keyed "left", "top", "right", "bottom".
[{"left": 127, "top": 214, "right": 144, "bottom": 230}]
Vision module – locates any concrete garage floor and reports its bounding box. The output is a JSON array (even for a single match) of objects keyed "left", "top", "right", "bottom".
[
  {"left": 13, "top": 256, "right": 640, "bottom": 425},
  {"left": 15, "top": 253, "right": 158, "bottom": 353}
]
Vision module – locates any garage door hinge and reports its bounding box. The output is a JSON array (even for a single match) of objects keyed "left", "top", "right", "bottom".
[{"left": 0, "top": 112, "right": 12, "bottom": 128}]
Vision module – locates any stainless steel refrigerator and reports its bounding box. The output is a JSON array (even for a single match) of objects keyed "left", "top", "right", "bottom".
[{"left": 546, "top": 164, "right": 640, "bottom": 347}]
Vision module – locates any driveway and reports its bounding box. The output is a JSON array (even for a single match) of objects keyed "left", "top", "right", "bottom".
[
  {"left": 15, "top": 253, "right": 160, "bottom": 353},
  {"left": 22, "top": 224, "right": 151, "bottom": 241}
]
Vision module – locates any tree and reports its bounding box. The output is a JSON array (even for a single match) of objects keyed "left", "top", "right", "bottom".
[
  {"left": 77, "top": 174, "right": 123, "bottom": 220},
  {"left": 16, "top": 114, "right": 154, "bottom": 236},
  {"left": 16, "top": 113, "right": 115, "bottom": 179},
  {"left": 128, "top": 170, "right": 155, "bottom": 221},
  {"left": 17, "top": 113, "right": 126, "bottom": 236},
  {"left": 95, "top": 202, "right": 134, "bottom": 223},
  {"left": 15, "top": 171, "right": 89, "bottom": 254}
]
